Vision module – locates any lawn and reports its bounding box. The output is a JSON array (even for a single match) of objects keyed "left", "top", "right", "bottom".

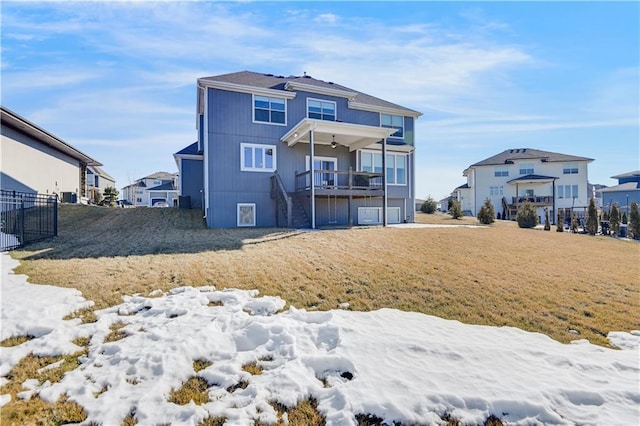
[{"left": 10, "top": 204, "right": 640, "bottom": 347}]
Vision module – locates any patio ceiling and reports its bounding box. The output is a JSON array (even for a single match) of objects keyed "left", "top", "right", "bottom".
[{"left": 281, "top": 118, "right": 397, "bottom": 152}]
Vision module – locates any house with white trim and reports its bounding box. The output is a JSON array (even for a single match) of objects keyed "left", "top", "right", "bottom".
[
  {"left": 175, "top": 71, "right": 422, "bottom": 228},
  {"left": 121, "top": 171, "right": 179, "bottom": 207},
  {"left": 597, "top": 170, "right": 640, "bottom": 216},
  {"left": 455, "top": 148, "right": 593, "bottom": 223},
  {"left": 87, "top": 165, "right": 116, "bottom": 203}
]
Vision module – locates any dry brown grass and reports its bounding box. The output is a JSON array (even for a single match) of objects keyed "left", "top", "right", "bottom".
[
  {"left": 168, "top": 376, "right": 210, "bottom": 405},
  {"left": 11, "top": 205, "right": 639, "bottom": 348}
]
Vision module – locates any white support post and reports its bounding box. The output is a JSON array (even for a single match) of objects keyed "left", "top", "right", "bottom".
[
  {"left": 382, "top": 137, "right": 387, "bottom": 227},
  {"left": 310, "top": 130, "right": 316, "bottom": 229}
]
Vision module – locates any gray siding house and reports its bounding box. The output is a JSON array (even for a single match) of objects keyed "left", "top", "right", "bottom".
[
  {"left": 597, "top": 171, "right": 640, "bottom": 215},
  {"left": 176, "top": 71, "right": 422, "bottom": 229}
]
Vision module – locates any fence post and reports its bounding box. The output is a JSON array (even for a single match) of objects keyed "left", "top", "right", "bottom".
[
  {"left": 53, "top": 198, "right": 58, "bottom": 237},
  {"left": 20, "top": 198, "right": 25, "bottom": 246}
]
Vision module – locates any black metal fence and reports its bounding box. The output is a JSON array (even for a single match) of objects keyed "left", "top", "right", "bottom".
[{"left": 0, "top": 190, "right": 58, "bottom": 251}]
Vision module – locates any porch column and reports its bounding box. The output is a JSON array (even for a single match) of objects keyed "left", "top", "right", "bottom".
[
  {"left": 309, "top": 129, "right": 316, "bottom": 229},
  {"left": 552, "top": 179, "right": 556, "bottom": 225},
  {"left": 382, "top": 137, "right": 387, "bottom": 226}
]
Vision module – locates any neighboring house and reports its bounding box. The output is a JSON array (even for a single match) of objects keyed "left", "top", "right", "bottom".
[
  {"left": 87, "top": 165, "right": 116, "bottom": 203},
  {"left": 177, "top": 71, "right": 422, "bottom": 229},
  {"left": 1, "top": 105, "right": 101, "bottom": 201},
  {"left": 455, "top": 148, "right": 593, "bottom": 223},
  {"left": 597, "top": 170, "right": 640, "bottom": 215},
  {"left": 121, "top": 172, "right": 179, "bottom": 207}
]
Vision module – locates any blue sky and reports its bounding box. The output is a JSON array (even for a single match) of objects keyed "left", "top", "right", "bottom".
[{"left": 2, "top": 1, "right": 638, "bottom": 200}]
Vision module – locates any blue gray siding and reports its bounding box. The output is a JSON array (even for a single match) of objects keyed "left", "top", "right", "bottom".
[
  {"left": 203, "top": 87, "right": 416, "bottom": 228},
  {"left": 180, "top": 159, "right": 204, "bottom": 209}
]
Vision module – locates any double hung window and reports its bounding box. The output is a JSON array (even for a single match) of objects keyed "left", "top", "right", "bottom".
[
  {"left": 563, "top": 163, "right": 578, "bottom": 174},
  {"left": 254, "top": 95, "right": 286, "bottom": 125},
  {"left": 307, "top": 99, "right": 336, "bottom": 121},
  {"left": 380, "top": 114, "right": 404, "bottom": 138},
  {"left": 494, "top": 167, "right": 509, "bottom": 177},
  {"left": 519, "top": 163, "right": 534, "bottom": 175}
]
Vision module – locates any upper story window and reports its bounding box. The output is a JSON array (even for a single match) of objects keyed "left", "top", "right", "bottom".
[
  {"left": 519, "top": 163, "right": 534, "bottom": 175},
  {"left": 380, "top": 114, "right": 404, "bottom": 138},
  {"left": 153, "top": 180, "right": 162, "bottom": 185},
  {"left": 241, "top": 143, "right": 276, "bottom": 172},
  {"left": 253, "top": 95, "right": 286, "bottom": 125},
  {"left": 494, "top": 167, "right": 509, "bottom": 177},
  {"left": 563, "top": 162, "right": 578, "bottom": 174},
  {"left": 307, "top": 99, "right": 336, "bottom": 121}
]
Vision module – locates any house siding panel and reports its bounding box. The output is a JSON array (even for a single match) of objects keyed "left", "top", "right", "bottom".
[
  {"left": 1, "top": 125, "right": 81, "bottom": 195},
  {"left": 180, "top": 159, "right": 204, "bottom": 208}
]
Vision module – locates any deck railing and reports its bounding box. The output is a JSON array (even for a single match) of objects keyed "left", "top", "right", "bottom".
[
  {"left": 295, "top": 169, "right": 384, "bottom": 192},
  {"left": 511, "top": 195, "right": 553, "bottom": 205}
]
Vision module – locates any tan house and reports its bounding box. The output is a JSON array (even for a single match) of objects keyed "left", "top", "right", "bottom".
[{"left": 1, "top": 106, "right": 107, "bottom": 201}]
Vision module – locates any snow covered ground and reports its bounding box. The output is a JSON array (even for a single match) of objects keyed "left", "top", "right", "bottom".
[{"left": 1, "top": 252, "right": 638, "bottom": 425}]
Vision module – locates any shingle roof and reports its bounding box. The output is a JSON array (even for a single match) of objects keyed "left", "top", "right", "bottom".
[
  {"left": 144, "top": 171, "right": 176, "bottom": 180},
  {"left": 147, "top": 182, "right": 176, "bottom": 191},
  {"left": 199, "top": 71, "right": 421, "bottom": 117},
  {"left": 611, "top": 170, "right": 640, "bottom": 180},
  {"left": 470, "top": 148, "right": 593, "bottom": 167},
  {"left": 175, "top": 142, "right": 200, "bottom": 156},
  {"left": 507, "top": 174, "right": 558, "bottom": 184},
  {"left": 598, "top": 182, "right": 640, "bottom": 192}
]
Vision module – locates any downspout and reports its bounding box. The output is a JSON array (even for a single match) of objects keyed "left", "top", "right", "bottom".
[
  {"left": 310, "top": 129, "right": 316, "bottom": 229},
  {"left": 552, "top": 179, "right": 556, "bottom": 225},
  {"left": 382, "top": 138, "right": 387, "bottom": 226}
]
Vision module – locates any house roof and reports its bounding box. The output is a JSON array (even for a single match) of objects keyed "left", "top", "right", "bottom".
[
  {"left": 88, "top": 165, "right": 115, "bottom": 182},
  {"left": 611, "top": 170, "right": 640, "bottom": 180},
  {"left": 143, "top": 171, "right": 177, "bottom": 180},
  {"left": 597, "top": 182, "right": 640, "bottom": 193},
  {"left": 198, "top": 71, "right": 422, "bottom": 118},
  {"left": 147, "top": 182, "right": 176, "bottom": 191},
  {"left": 1, "top": 105, "right": 101, "bottom": 166},
  {"left": 507, "top": 174, "right": 558, "bottom": 184},
  {"left": 470, "top": 148, "right": 594, "bottom": 167},
  {"left": 175, "top": 142, "right": 200, "bottom": 156}
]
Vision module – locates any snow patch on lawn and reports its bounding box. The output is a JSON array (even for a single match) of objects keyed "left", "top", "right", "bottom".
[{"left": 1, "top": 252, "right": 638, "bottom": 425}]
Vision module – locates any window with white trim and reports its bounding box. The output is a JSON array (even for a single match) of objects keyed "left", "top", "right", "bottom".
[
  {"left": 237, "top": 203, "right": 256, "bottom": 227},
  {"left": 307, "top": 99, "right": 336, "bottom": 121},
  {"left": 563, "top": 162, "right": 578, "bottom": 174},
  {"left": 360, "top": 151, "right": 407, "bottom": 185},
  {"left": 253, "top": 95, "right": 286, "bottom": 125},
  {"left": 380, "top": 113, "right": 404, "bottom": 138},
  {"left": 519, "top": 163, "right": 534, "bottom": 175},
  {"left": 490, "top": 186, "right": 504, "bottom": 196},
  {"left": 494, "top": 167, "right": 509, "bottom": 177},
  {"left": 559, "top": 185, "right": 579, "bottom": 199},
  {"left": 241, "top": 143, "right": 276, "bottom": 172}
]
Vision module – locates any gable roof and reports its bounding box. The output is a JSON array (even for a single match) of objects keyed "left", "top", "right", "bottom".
[
  {"left": 611, "top": 170, "right": 640, "bottom": 180},
  {"left": 143, "top": 171, "right": 176, "bottom": 180},
  {"left": 470, "top": 148, "right": 594, "bottom": 167},
  {"left": 198, "top": 71, "right": 422, "bottom": 118},
  {"left": 174, "top": 142, "right": 200, "bottom": 156},
  {"left": 1, "top": 105, "right": 101, "bottom": 166},
  {"left": 147, "top": 182, "right": 177, "bottom": 191}
]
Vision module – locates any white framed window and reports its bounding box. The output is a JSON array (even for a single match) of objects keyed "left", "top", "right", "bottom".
[
  {"left": 380, "top": 113, "right": 404, "bottom": 138},
  {"left": 560, "top": 185, "right": 579, "bottom": 199},
  {"left": 519, "top": 163, "right": 534, "bottom": 175},
  {"left": 241, "top": 143, "right": 276, "bottom": 172},
  {"left": 237, "top": 203, "right": 256, "bottom": 227},
  {"left": 563, "top": 162, "right": 578, "bottom": 174},
  {"left": 153, "top": 180, "right": 162, "bottom": 185},
  {"left": 360, "top": 150, "right": 407, "bottom": 185},
  {"left": 307, "top": 98, "right": 336, "bottom": 121},
  {"left": 490, "top": 186, "right": 504, "bottom": 196},
  {"left": 494, "top": 167, "right": 509, "bottom": 177},
  {"left": 253, "top": 95, "right": 286, "bottom": 125}
]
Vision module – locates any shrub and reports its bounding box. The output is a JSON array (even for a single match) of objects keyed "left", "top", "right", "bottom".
[
  {"left": 586, "top": 197, "right": 598, "bottom": 235},
  {"left": 556, "top": 211, "right": 563, "bottom": 232},
  {"left": 570, "top": 212, "right": 579, "bottom": 233},
  {"left": 629, "top": 201, "right": 639, "bottom": 240},
  {"left": 420, "top": 196, "right": 438, "bottom": 214},
  {"left": 516, "top": 201, "right": 538, "bottom": 228},
  {"left": 477, "top": 199, "right": 495, "bottom": 224},
  {"left": 449, "top": 199, "right": 463, "bottom": 219},
  {"left": 622, "top": 212, "right": 628, "bottom": 225},
  {"left": 543, "top": 208, "right": 551, "bottom": 231},
  {"left": 610, "top": 203, "right": 620, "bottom": 236}
]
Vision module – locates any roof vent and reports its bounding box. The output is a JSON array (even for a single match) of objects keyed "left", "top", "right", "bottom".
[
  {"left": 509, "top": 149, "right": 514, "bottom": 153},
  {"left": 522, "top": 148, "right": 527, "bottom": 153},
  {"left": 264, "top": 73, "right": 274, "bottom": 77}
]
